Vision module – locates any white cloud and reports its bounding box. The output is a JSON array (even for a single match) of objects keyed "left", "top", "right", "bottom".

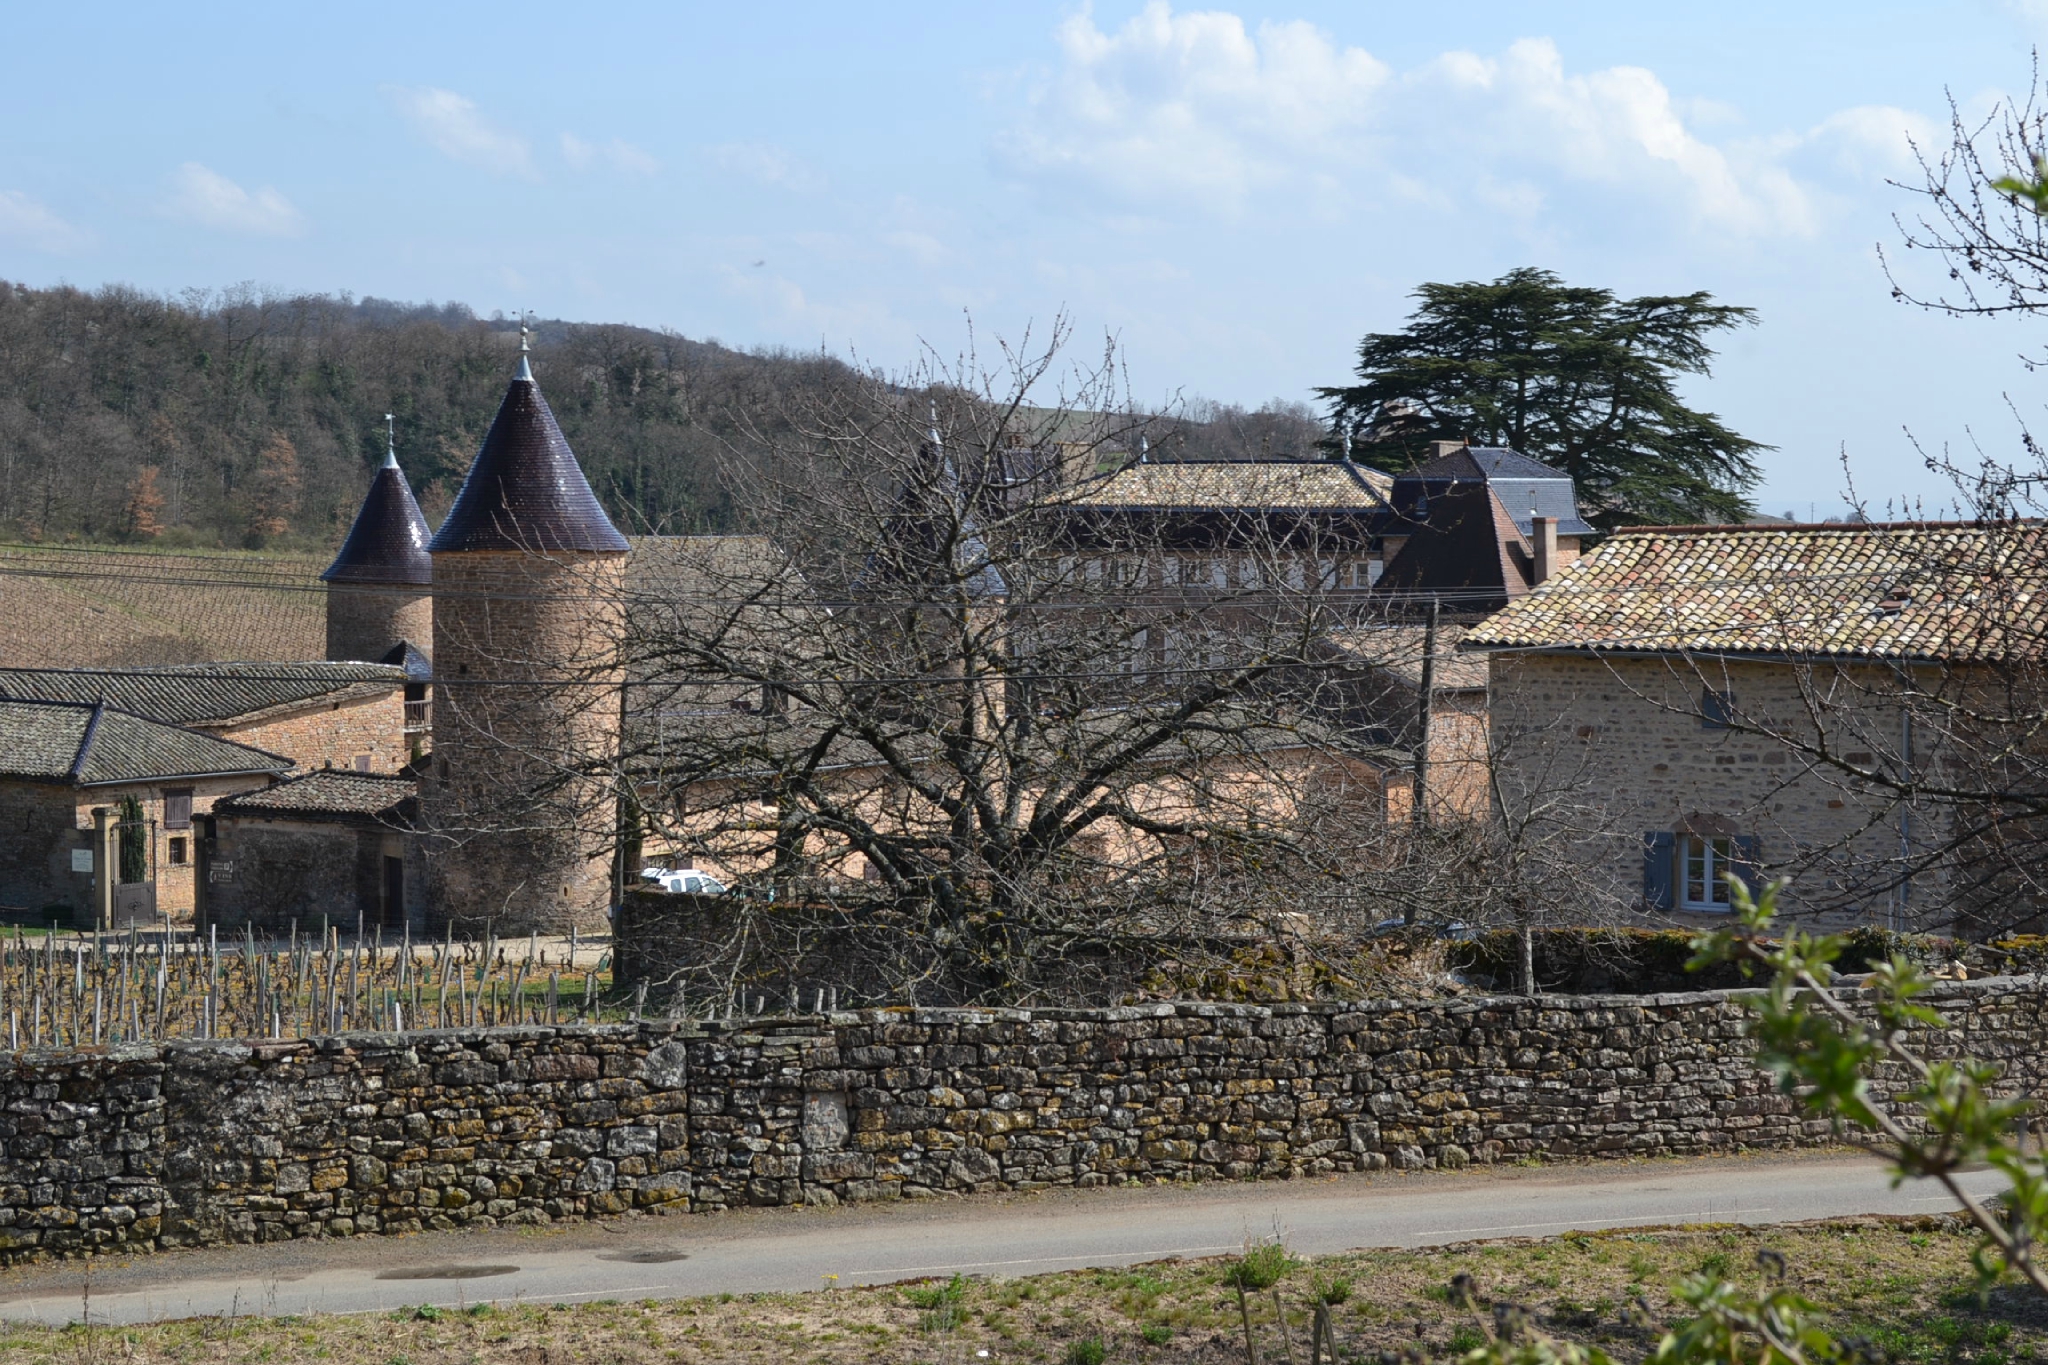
[
  {"left": 0, "top": 191, "right": 87, "bottom": 252},
  {"left": 161, "top": 163, "right": 305, "bottom": 236},
  {"left": 995, "top": 2, "right": 1915, "bottom": 238},
  {"left": 1797, "top": 105, "right": 1939, "bottom": 180},
  {"left": 1000, "top": 3, "right": 1386, "bottom": 205},
  {"left": 708, "top": 141, "right": 819, "bottom": 191},
  {"left": 388, "top": 87, "right": 535, "bottom": 178},
  {"left": 560, "top": 133, "right": 660, "bottom": 176}
]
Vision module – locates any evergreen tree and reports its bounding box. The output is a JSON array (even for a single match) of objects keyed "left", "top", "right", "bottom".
[{"left": 1319, "top": 268, "right": 1767, "bottom": 528}]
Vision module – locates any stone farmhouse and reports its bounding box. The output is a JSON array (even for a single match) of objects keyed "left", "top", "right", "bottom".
[
  {"left": 1463, "top": 521, "right": 2048, "bottom": 931},
  {"left": 0, "top": 662, "right": 414, "bottom": 925},
  {"left": 0, "top": 700, "right": 291, "bottom": 926}
]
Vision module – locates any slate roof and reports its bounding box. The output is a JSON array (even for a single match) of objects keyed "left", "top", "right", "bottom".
[
  {"left": 1388, "top": 446, "right": 1594, "bottom": 539},
  {"left": 1372, "top": 484, "right": 1538, "bottom": 614},
  {"left": 0, "top": 700, "right": 291, "bottom": 787},
  {"left": 429, "top": 357, "right": 631, "bottom": 555},
  {"left": 1067, "top": 460, "right": 1392, "bottom": 511},
  {"left": 0, "top": 661, "right": 406, "bottom": 727},
  {"left": 322, "top": 454, "right": 433, "bottom": 585},
  {"left": 1461, "top": 522, "right": 2048, "bottom": 663},
  {"left": 213, "top": 769, "right": 416, "bottom": 824},
  {"left": 379, "top": 641, "right": 432, "bottom": 683}
]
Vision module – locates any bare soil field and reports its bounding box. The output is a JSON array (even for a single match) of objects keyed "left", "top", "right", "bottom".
[
  {"left": 0, "top": 543, "right": 325, "bottom": 666},
  {"left": 0, "top": 1217, "right": 2030, "bottom": 1365}
]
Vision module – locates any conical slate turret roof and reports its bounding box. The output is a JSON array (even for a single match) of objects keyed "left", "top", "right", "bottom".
[
  {"left": 428, "top": 355, "right": 630, "bottom": 555},
  {"left": 321, "top": 449, "right": 433, "bottom": 585}
]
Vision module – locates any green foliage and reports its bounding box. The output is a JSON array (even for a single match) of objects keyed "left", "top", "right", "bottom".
[
  {"left": 1226, "top": 1241, "right": 1298, "bottom": 1292},
  {"left": 905, "top": 1274, "right": 969, "bottom": 1332},
  {"left": 1065, "top": 1335, "right": 1107, "bottom": 1365},
  {"left": 1993, "top": 156, "right": 2048, "bottom": 215},
  {"left": 1320, "top": 268, "right": 1764, "bottom": 527},
  {"left": 1140, "top": 1323, "right": 1173, "bottom": 1346},
  {"left": 1312, "top": 1273, "right": 1353, "bottom": 1306},
  {"left": 1672, "top": 874, "right": 2048, "bottom": 1359}
]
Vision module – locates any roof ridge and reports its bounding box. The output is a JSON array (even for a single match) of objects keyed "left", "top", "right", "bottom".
[
  {"left": 1613, "top": 520, "right": 2038, "bottom": 536},
  {"left": 68, "top": 699, "right": 105, "bottom": 782}
]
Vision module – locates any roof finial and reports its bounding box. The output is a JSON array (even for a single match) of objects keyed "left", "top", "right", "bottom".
[
  {"left": 383, "top": 413, "right": 398, "bottom": 470},
  {"left": 1139, "top": 433, "right": 1150, "bottom": 464},
  {"left": 1340, "top": 427, "right": 1352, "bottom": 462},
  {"left": 515, "top": 312, "right": 533, "bottom": 381},
  {"left": 928, "top": 398, "right": 942, "bottom": 448}
]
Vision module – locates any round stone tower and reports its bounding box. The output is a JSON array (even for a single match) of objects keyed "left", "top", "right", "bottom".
[
  {"left": 423, "top": 344, "right": 630, "bottom": 934},
  {"left": 321, "top": 435, "right": 433, "bottom": 663}
]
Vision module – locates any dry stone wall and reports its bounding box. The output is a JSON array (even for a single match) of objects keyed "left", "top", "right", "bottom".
[{"left": 2, "top": 980, "right": 2045, "bottom": 1263}]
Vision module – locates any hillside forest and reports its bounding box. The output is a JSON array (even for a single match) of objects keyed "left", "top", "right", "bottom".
[{"left": 0, "top": 282, "right": 1324, "bottom": 551}]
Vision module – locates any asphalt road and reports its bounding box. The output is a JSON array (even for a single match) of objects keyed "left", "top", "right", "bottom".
[{"left": 0, "top": 1152, "right": 2003, "bottom": 1327}]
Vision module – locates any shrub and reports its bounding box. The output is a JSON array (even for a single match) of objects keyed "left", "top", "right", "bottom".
[{"left": 1066, "top": 1336, "right": 1107, "bottom": 1365}]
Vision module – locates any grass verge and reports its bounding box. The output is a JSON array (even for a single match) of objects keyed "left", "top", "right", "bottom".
[{"left": 1, "top": 1216, "right": 2036, "bottom": 1363}]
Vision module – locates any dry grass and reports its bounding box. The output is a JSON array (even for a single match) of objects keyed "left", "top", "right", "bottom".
[{"left": 2, "top": 1217, "right": 2040, "bottom": 1364}]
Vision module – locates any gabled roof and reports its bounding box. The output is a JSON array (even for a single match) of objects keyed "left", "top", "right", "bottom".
[
  {"left": 0, "top": 700, "right": 291, "bottom": 787},
  {"left": 1389, "top": 446, "right": 1594, "bottom": 538},
  {"left": 213, "top": 768, "right": 416, "bottom": 824},
  {"left": 1372, "top": 484, "right": 1535, "bottom": 613},
  {"left": 1462, "top": 522, "right": 2048, "bottom": 663},
  {"left": 1066, "top": 459, "right": 1391, "bottom": 511},
  {"left": 428, "top": 359, "right": 630, "bottom": 555},
  {"left": 322, "top": 455, "right": 432, "bottom": 586},
  {"left": 1409, "top": 446, "right": 1559, "bottom": 482},
  {"left": 0, "top": 661, "right": 405, "bottom": 727}
]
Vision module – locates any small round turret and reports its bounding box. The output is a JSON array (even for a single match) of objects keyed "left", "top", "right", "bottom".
[{"left": 322, "top": 426, "right": 434, "bottom": 663}]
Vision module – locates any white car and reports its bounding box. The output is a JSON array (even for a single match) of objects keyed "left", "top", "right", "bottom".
[{"left": 640, "top": 867, "right": 729, "bottom": 896}]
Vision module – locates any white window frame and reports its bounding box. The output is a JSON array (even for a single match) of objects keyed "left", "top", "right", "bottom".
[{"left": 1680, "top": 834, "right": 1736, "bottom": 911}]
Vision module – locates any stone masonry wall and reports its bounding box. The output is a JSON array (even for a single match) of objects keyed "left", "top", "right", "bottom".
[
  {"left": 1487, "top": 653, "right": 1937, "bottom": 925},
  {"left": 2, "top": 978, "right": 2044, "bottom": 1263}
]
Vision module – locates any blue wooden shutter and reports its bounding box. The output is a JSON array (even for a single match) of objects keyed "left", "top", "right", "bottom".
[
  {"left": 1642, "top": 831, "right": 1675, "bottom": 911},
  {"left": 1732, "top": 834, "right": 1763, "bottom": 895}
]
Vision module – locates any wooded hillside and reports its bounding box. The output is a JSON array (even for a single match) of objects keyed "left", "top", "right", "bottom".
[{"left": 0, "top": 282, "right": 1325, "bottom": 552}]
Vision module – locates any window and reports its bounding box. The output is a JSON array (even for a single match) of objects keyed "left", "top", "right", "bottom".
[
  {"left": 163, "top": 787, "right": 193, "bottom": 830},
  {"left": 1700, "top": 688, "right": 1735, "bottom": 730},
  {"left": 1681, "top": 835, "right": 1735, "bottom": 910},
  {"left": 167, "top": 837, "right": 187, "bottom": 866},
  {"left": 352, "top": 753, "right": 373, "bottom": 772}
]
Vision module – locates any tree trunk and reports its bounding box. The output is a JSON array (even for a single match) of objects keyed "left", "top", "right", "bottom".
[{"left": 1518, "top": 920, "right": 1537, "bottom": 997}]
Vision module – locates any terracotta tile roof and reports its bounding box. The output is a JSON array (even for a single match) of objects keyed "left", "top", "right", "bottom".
[
  {"left": 0, "top": 700, "right": 291, "bottom": 786},
  {"left": 1462, "top": 522, "right": 2048, "bottom": 662},
  {"left": 0, "top": 661, "right": 405, "bottom": 727},
  {"left": 1066, "top": 460, "right": 1391, "bottom": 511},
  {"left": 214, "top": 769, "right": 416, "bottom": 823}
]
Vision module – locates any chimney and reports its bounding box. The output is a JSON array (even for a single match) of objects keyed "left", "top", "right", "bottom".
[
  {"left": 1429, "top": 439, "right": 1466, "bottom": 461},
  {"left": 1531, "top": 515, "right": 1558, "bottom": 584}
]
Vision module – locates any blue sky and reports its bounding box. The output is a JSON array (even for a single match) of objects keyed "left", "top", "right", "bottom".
[{"left": 4, "top": 2, "right": 2046, "bottom": 514}]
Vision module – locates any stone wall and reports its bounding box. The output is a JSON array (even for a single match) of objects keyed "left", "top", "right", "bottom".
[
  {"left": 1486, "top": 652, "right": 1937, "bottom": 925},
  {"left": 426, "top": 550, "right": 626, "bottom": 935},
  {"left": 217, "top": 689, "right": 411, "bottom": 777},
  {"left": 3, "top": 979, "right": 2044, "bottom": 1263}
]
